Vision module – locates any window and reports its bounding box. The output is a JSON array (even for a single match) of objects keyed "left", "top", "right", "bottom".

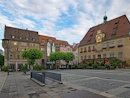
[
  {"left": 81, "top": 56, "right": 83, "bottom": 60},
  {"left": 80, "top": 48, "right": 83, "bottom": 52},
  {"left": 17, "top": 48, "right": 19, "bottom": 52},
  {"left": 84, "top": 55, "right": 86, "bottom": 59},
  {"left": 93, "top": 46, "right": 96, "bottom": 49},
  {"left": 110, "top": 42, "right": 115, "bottom": 47},
  {"left": 19, "top": 36, "right": 22, "bottom": 40},
  {"left": 93, "top": 55, "right": 95, "bottom": 59},
  {"left": 14, "top": 42, "right": 17, "bottom": 45},
  {"left": 26, "top": 37, "right": 28, "bottom": 40},
  {"left": 88, "top": 55, "right": 91, "bottom": 59},
  {"left": 103, "top": 43, "right": 107, "bottom": 48},
  {"left": 22, "top": 43, "right": 27, "bottom": 46},
  {"left": 41, "top": 39, "right": 44, "bottom": 44},
  {"left": 47, "top": 42, "right": 51, "bottom": 56},
  {"left": 118, "top": 40, "right": 123, "bottom": 45},
  {"left": 52, "top": 42, "right": 55, "bottom": 53},
  {"left": 84, "top": 47, "right": 86, "bottom": 52},
  {"left": 17, "top": 55, "right": 19, "bottom": 59},
  {"left": 35, "top": 44, "right": 38, "bottom": 48},
  {"left": 12, "top": 36, "right": 15, "bottom": 39},
  {"left": 33, "top": 38, "right": 35, "bottom": 41},
  {"left": 103, "top": 54, "right": 106, "bottom": 58},
  {"left": 30, "top": 43, "right": 33, "bottom": 47},
  {"left": 68, "top": 48, "right": 69, "bottom": 51},
  {"left": 22, "top": 49, "right": 24, "bottom": 51},
  {"left": 118, "top": 52, "right": 122, "bottom": 58},
  {"left": 10, "top": 55, "right": 12, "bottom": 59},
  {"left": 41, "top": 48, "right": 44, "bottom": 51},
  {"left": 110, "top": 53, "right": 114, "bottom": 57},
  {"left": 88, "top": 46, "right": 91, "bottom": 50},
  {"left": 30, "top": 33, "right": 31, "bottom": 36}
]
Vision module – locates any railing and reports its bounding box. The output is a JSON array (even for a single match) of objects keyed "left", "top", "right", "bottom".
[
  {"left": 43, "top": 71, "right": 61, "bottom": 81},
  {"left": 31, "top": 71, "right": 45, "bottom": 83}
]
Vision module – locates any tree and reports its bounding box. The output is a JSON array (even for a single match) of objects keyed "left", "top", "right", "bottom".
[
  {"left": 50, "top": 52, "right": 65, "bottom": 69},
  {"left": 0, "top": 54, "right": 4, "bottom": 66},
  {"left": 64, "top": 52, "right": 74, "bottom": 68},
  {"left": 21, "top": 48, "right": 43, "bottom": 69}
]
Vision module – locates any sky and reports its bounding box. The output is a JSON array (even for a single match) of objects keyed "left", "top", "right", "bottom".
[{"left": 0, "top": 0, "right": 130, "bottom": 51}]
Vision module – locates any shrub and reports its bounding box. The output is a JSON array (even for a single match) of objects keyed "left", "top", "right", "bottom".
[
  {"left": 78, "top": 66, "right": 83, "bottom": 69},
  {"left": 88, "top": 62, "right": 93, "bottom": 66},
  {"left": 105, "top": 64, "right": 110, "bottom": 69},
  {"left": 100, "top": 62, "right": 104, "bottom": 66},
  {"left": 83, "top": 63, "right": 89, "bottom": 69},
  {"left": 93, "top": 64, "right": 98, "bottom": 69},
  {"left": 73, "top": 64, "right": 78, "bottom": 69},
  {"left": 97, "top": 66, "right": 105, "bottom": 69},
  {"left": 21, "top": 66, "right": 27, "bottom": 71},
  {"left": 33, "top": 65, "right": 43, "bottom": 71},
  {"left": 2, "top": 66, "right": 8, "bottom": 71}
]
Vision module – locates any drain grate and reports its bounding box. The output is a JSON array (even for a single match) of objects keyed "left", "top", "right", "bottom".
[
  {"left": 124, "top": 86, "right": 130, "bottom": 89},
  {"left": 28, "top": 93, "right": 39, "bottom": 98}
]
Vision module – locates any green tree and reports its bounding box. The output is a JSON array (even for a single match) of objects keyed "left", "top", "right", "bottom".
[
  {"left": 50, "top": 52, "right": 65, "bottom": 69},
  {"left": 64, "top": 52, "right": 74, "bottom": 68},
  {"left": 21, "top": 48, "right": 43, "bottom": 69},
  {"left": 0, "top": 54, "right": 4, "bottom": 66}
]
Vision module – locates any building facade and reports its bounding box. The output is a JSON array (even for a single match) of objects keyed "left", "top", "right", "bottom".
[
  {"left": 72, "top": 43, "right": 79, "bottom": 65},
  {"left": 78, "top": 15, "right": 130, "bottom": 66},
  {"left": 2, "top": 26, "right": 40, "bottom": 71}
]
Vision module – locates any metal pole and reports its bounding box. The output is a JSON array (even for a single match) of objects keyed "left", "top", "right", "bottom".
[{"left": 7, "top": 40, "right": 9, "bottom": 75}]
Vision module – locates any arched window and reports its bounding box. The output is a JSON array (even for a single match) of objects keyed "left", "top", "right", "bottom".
[
  {"left": 52, "top": 42, "right": 55, "bottom": 53},
  {"left": 47, "top": 41, "right": 51, "bottom": 56}
]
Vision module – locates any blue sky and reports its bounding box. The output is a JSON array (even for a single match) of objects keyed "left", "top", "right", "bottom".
[{"left": 0, "top": 0, "right": 130, "bottom": 51}]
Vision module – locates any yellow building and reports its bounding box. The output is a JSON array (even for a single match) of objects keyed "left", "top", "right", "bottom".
[{"left": 78, "top": 15, "right": 130, "bottom": 67}]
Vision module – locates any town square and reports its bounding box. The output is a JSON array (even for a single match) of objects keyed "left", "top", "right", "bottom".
[{"left": 0, "top": 0, "right": 130, "bottom": 98}]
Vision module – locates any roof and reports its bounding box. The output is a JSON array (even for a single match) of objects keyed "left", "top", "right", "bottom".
[
  {"left": 4, "top": 26, "right": 39, "bottom": 43},
  {"left": 79, "top": 15, "right": 130, "bottom": 47},
  {"left": 39, "top": 35, "right": 59, "bottom": 45},
  {"left": 57, "top": 40, "right": 69, "bottom": 46},
  {"left": 73, "top": 43, "right": 79, "bottom": 51},
  {"left": 39, "top": 35, "right": 69, "bottom": 46}
]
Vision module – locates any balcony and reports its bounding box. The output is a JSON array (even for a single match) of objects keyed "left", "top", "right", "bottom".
[
  {"left": 118, "top": 44, "right": 123, "bottom": 47},
  {"left": 102, "top": 47, "right": 106, "bottom": 50},
  {"left": 92, "top": 49, "right": 96, "bottom": 51},
  {"left": 84, "top": 50, "right": 87, "bottom": 53},
  {"left": 109, "top": 46, "right": 115, "bottom": 48},
  {"left": 80, "top": 51, "right": 83, "bottom": 53},
  {"left": 88, "top": 50, "right": 91, "bottom": 52}
]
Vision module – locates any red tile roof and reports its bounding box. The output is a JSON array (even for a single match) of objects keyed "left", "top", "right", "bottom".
[
  {"left": 4, "top": 26, "right": 39, "bottom": 43},
  {"left": 79, "top": 15, "right": 130, "bottom": 47}
]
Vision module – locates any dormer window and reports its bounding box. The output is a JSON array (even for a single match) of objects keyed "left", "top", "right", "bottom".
[
  {"left": 30, "top": 33, "right": 31, "bottom": 36},
  {"left": 12, "top": 35, "right": 15, "bottom": 39}
]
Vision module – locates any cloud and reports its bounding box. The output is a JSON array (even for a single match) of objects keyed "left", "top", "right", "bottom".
[{"left": 0, "top": 0, "right": 130, "bottom": 49}]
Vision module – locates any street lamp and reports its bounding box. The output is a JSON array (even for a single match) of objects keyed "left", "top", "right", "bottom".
[{"left": 3, "top": 39, "right": 10, "bottom": 75}]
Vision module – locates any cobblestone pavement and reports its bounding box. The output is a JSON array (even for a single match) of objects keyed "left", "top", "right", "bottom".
[
  {"left": 0, "top": 72, "right": 107, "bottom": 98},
  {"left": 0, "top": 72, "right": 7, "bottom": 92},
  {"left": 50, "top": 69, "right": 130, "bottom": 98}
]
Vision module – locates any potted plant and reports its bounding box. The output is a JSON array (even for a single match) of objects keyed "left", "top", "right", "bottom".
[
  {"left": 22, "top": 66, "right": 27, "bottom": 74},
  {"left": 2, "top": 66, "right": 7, "bottom": 72},
  {"left": 105, "top": 64, "right": 110, "bottom": 70},
  {"left": 93, "top": 64, "right": 98, "bottom": 69}
]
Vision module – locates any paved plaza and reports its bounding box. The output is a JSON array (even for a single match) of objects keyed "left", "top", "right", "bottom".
[
  {"left": 51, "top": 69, "right": 130, "bottom": 98},
  {"left": 0, "top": 69, "right": 130, "bottom": 98},
  {"left": 0, "top": 71, "right": 107, "bottom": 98}
]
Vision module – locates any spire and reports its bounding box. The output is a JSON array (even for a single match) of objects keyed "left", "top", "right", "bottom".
[{"left": 103, "top": 11, "right": 107, "bottom": 24}]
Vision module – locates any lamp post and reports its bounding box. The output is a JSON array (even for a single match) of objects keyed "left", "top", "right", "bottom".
[{"left": 6, "top": 40, "right": 9, "bottom": 75}]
